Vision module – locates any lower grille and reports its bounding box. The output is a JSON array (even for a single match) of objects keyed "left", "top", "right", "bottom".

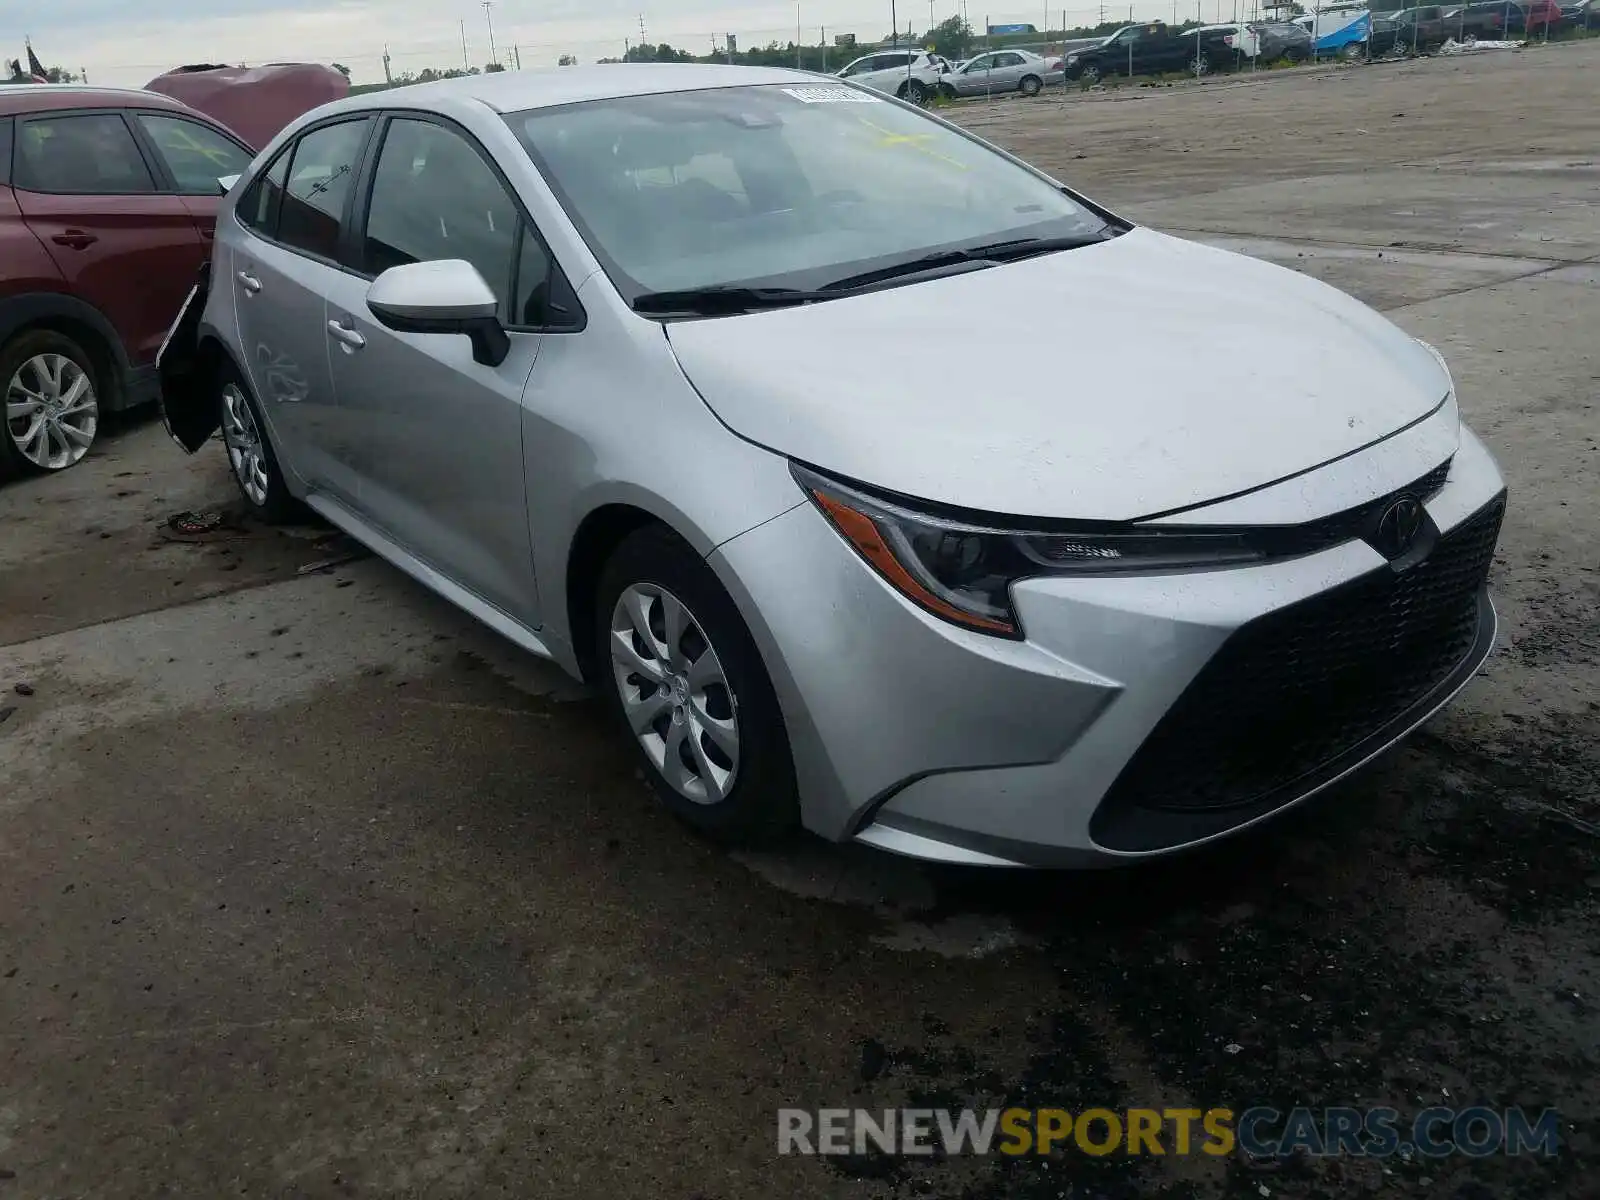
[{"left": 1099, "top": 495, "right": 1505, "bottom": 816}]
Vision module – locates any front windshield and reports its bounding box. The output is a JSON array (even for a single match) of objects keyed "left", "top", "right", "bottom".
[{"left": 508, "top": 84, "right": 1107, "bottom": 303}]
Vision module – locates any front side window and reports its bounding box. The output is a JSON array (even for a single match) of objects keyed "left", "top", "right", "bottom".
[
  {"left": 510, "top": 85, "right": 1108, "bottom": 304},
  {"left": 361, "top": 118, "right": 520, "bottom": 310},
  {"left": 276, "top": 118, "right": 369, "bottom": 260},
  {"left": 963, "top": 55, "right": 993, "bottom": 72},
  {"left": 137, "top": 113, "right": 252, "bottom": 195},
  {"left": 14, "top": 113, "right": 154, "bottom": 195}
]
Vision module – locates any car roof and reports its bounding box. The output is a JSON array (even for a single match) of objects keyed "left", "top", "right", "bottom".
[
  {"left": 0, "top": 85, "right": 194, "bottom": 117},
  {"left": 310, "top": 63, "right": 821, "bottom": 120}
]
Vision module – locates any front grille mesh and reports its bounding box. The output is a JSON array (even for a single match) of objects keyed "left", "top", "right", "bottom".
[{"left": 1101, "top": 495, "right": 1503, "bottom": 814}]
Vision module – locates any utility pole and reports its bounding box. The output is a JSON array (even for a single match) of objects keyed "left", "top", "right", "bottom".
[
  {"left": 798, "top": 0, "right": 803, "bottom": 66},
  {"left": 513, "top": 45, "right": 521, "bottom": 69},
  {"left": 482, "top": 1, "right": 498, "bottom": 67},
  {"left": 382, "top": 44, "right": 393, "bottom": 83},
  {"left": 460, "top": 19, "right": 469, "bottom": 69},
  {"left": 639, "top": 13, "right": 647, "bottom": 47},
  {"left": 892, "top": 0, "right": 899, "bottom": 44},
  {"left": 821, "top": 26, "right": 827, "bottom": 71}
]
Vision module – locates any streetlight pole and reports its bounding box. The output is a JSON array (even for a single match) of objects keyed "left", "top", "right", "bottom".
[{"left": 482, "top": 1, "right": 498, "bottom": 67}]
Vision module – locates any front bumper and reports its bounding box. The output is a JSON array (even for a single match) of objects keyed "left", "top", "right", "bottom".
[{"left": 708, "top": 425, "right": 1506, "bottom": 868}]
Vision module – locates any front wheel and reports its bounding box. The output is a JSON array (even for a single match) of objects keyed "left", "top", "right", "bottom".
[
  {"left": 1019, "top": 73, "right": 1043, "bottom": 95},
  {"left": 1080, "top": 63, "right": 1102, "bottom": 84},
  {"left": 1192, "top": 54, "right": 1213, "bottom": 76},
  {"left": 1, "top": 329, "right": 100, "bottom": 480},
  {"left": 597, "top": 525, "right": 798, "bottom": 844},
  {"left": 900, "top": 79, "right": 928, "bottom": 105}
]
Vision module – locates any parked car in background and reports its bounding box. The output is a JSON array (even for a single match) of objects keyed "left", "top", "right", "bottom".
[
  {"left": 1063, "top": 23, "right": 1187, "bottom": 82},
  {"left": 1177, "top": 24, "right": 1260, "bottom": 73},
  {"left": 1440, "top": 2, "right": 1513, "bottom": 37},
  {"left": 940, "top": 49, "right": 1061, "bottom": 96},
  {"left": 145, "top": 63, "right": 349, "bottom": 151},
  {"left": 1250, "top": 20, "right": 1314, "bottom": 60},
  {"left": 834, "top": 49, "right": 946, "bottom": 104},
  {"left": 1295, "top": 9, "right": 1386, "bottom": 58},
  {"left": 1, "top": 85, "right": 253, "bottom": 479},
  {"left": 160, "top": 65, "right": 1507, "bottom": 868},
  {"left": 1381, "top": 5, "right": 1451, "bottom": 51},
  {"left": 1503, "top": 0, "right": 1566, "bottom": 31},
  {"left": 1558, "top": 0, "right": 1599, "bottom": 28}
]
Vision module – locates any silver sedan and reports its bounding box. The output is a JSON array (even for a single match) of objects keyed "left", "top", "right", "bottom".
[
  {"left": 940, "top": 49, "right": 1063, "bottom": 97},
  {"left": 159, "top": 65, "right": 1505, "bottom": 868}
]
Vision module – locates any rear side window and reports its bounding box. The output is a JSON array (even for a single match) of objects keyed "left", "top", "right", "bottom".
[
  {"left": 276, "top": 118, "right": 369, "bottom": 261},
  {"left": 14, "top": 113, "right": 155, "bottom": 195},
  {"left": 136, "top": 113, "right": 252, "bottom": 195},
  {"left": 237, "top": 149, "right": 289, "bottom": 235},
  {"left": 0, "top": 118, "right": 11, "bottom": 186}
]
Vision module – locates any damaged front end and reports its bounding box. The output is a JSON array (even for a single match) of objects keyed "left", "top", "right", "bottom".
[{"left": 156, "top": 262, "right": 221, "bottom": 453}]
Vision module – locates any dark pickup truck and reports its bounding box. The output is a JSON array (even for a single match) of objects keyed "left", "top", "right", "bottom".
[{"left": 1061, "top": 23, "right": 1190, "bottom": 82}]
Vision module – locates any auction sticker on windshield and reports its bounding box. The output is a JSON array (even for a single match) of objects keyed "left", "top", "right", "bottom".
[{"left": 781, "top": 86, "right": 882, "bottom": 103}]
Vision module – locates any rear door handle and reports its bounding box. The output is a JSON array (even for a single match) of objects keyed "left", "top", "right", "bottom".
[
  {"left": 51, "top": 230, "right": 97, "bottom": 250},
  {"left": 327, "top": 320, "right": 366, "bottom": 351},
  {"left": 237, "top": 270, "right": 262, "bottom": 293}
]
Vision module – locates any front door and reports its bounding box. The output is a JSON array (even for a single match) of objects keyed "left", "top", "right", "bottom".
[
  {"left": 321, "top": 115, "right": 541, "bottom": 623},
  {"left": 11, "top": 110, "right": 206, "bottom": 370},
  {"left": 228, "top": 116, "right": 373, "bottom": 499}
]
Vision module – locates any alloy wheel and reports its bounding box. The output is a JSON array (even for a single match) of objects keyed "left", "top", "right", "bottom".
[
  {"left": 610, "top": 582, "right": 740, "bottom": 805},
  {"left": 220, "top": 382, "right": 270, "bottom": 507},
  {"left": 5, "top": 353, "right": 98, "bottom": 471}
]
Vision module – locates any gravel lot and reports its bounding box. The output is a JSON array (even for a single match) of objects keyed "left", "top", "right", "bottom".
[{"left": 1, "top": 40, "right": 1596, "bottom": 1200}]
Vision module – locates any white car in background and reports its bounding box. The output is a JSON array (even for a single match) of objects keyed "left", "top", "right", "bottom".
[{"left": 835, "top": 49, "right": 946, "bottom": 105}]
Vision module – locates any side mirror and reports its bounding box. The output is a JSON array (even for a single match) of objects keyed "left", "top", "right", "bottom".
[
  {"left": 217, "top": 174, "right": 241, "bottom": 194},
  {"left": 366, "top": 259, "right": 510, "bottom": 367}
]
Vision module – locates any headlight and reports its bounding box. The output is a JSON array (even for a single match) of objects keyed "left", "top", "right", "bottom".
[{"left": 793, "top": 464, "right": 1263, "bottom": 639}]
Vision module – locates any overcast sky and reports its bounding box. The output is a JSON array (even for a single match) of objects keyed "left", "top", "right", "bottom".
[{"left": 20, "top": 0, "right": 1211, "bottom": 86}]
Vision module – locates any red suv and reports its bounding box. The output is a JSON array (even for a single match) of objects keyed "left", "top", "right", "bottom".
[{"left": 1, "top": 86, "right": 254, "bottom": 478}]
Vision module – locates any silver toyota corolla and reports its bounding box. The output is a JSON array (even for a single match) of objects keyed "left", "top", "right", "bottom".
[{"left": 158, "top": 65, "right": 1506, "bottom": 868}]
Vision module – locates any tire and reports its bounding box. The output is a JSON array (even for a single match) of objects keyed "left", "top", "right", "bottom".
[
  {"left": 1, "top": 329, "right": 100, "bottom": 481},
  {"left": 1192, "top": 53, "right": 1213, "bottom": 76},
  {"left": 1019, "top": 73, "right": 1043, "bottom": 95},
  {"left": 938, "top": 82, "right": 958, "bottom": 100},
  {"left": 899, "top": 79, "right": 928, "bottom": 105},
  {"left": 1081, "top": 63, "right": 1102, "bottom": 84},
  {"left": 216, "top": 362, "right": 299, "bottom": 523},
  {"left": 596, "top": 524, "right": 799, "bottom": 845}
]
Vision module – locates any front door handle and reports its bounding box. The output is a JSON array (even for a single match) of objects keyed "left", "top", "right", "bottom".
[
  {"left": 51, "top": 230, "right": 98, "bottom": 250},
  {"left": 327, "top": 320, "right": 366, "bottom": 351},
  {"left": 237, "top": 270, "right": 262, "bottom": 293}
]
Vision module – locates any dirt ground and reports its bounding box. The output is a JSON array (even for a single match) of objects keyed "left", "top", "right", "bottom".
[{"left": 1, "top": 41, "right": 1596, "bottom": 1200}]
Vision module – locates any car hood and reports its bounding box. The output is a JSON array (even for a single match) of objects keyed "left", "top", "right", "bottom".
[{"left": 664, "top": 228, "right": 1454, "bottom": 521}]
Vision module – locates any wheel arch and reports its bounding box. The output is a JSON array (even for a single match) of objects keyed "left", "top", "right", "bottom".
[
  {"left": 0, "top": 292, "right": 130, "bottom": 411},
  {"left": 564, "top": 499, "right": 698, "bottom": 685}
]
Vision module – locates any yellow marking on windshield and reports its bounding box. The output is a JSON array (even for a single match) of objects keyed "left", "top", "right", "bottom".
[{"left": 854, "top": 117, "right": 970, "bottom": 170}]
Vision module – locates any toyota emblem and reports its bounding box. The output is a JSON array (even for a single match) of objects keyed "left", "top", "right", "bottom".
[{"left": 1373, "top": 494, "right": 1425, "bottom": 559}]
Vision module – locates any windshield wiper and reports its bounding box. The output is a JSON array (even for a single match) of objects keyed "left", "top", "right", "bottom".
[
  {"left": 631, "top": 285, "right": 844, "bottom": 315},
  {"left": 822, "top": 232, "right": 1114, "bottom": 292}
]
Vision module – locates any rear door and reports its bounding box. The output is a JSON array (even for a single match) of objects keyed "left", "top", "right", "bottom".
[
  {"left": 129, "top": 110, "right": 255, "bottom": 245},
  {"left": 11, "top": 109, "right": 206, "bottom": 371},
  {"left": 229, "top": 115, "right": 374, "bottom": 499},
  {"left": 990, "top": 52, "right": 1028, "bottom": 87}
]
